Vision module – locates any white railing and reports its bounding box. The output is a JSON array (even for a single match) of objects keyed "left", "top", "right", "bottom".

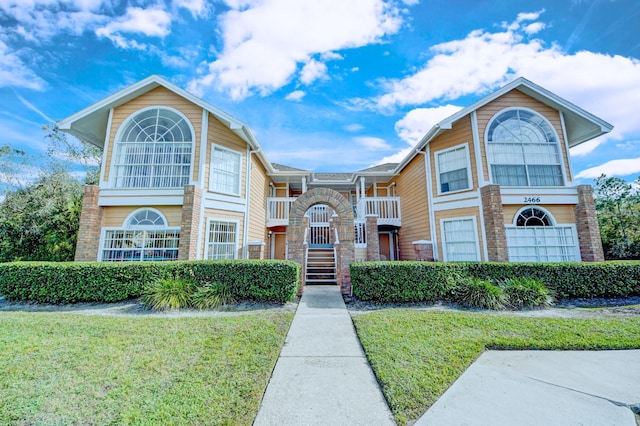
[
  {"left": 266, "top": 197, "right": 296, "bottom": 227},
  {"left": 356, "top": 197, "right": 402, "bottom": 226},
  {"left": 354, "top": 219, "right": 367, "bottom": 248}
]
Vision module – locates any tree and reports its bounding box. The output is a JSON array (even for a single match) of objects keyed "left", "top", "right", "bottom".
[
  {"left": 44, "top": 124, "right": 102, "bottom": 185},
  {"left": 0, "top": 167, "right": 83, "bottom": 262},
  {"left": 593, "top": 174, "right": 640, "bottom": 260}
]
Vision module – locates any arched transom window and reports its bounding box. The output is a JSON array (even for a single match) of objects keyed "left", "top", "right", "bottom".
[
  {"left": 101, "top": 208, "right": 180, "bottom": 261},
  {"left": 486, "top": 109, "right": 564, "bottom": 187},
  {"left": 113, "top": 108, "right": 193, "bottom": 188},
  {"left": 515, "top": 207, "right": 553, "bottom": 227}
]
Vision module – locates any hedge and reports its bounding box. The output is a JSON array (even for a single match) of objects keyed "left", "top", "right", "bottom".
[
  {"left": 0, "top": 260, "right": 300, "bottom": 304},
  {"left": 351, "top": 261, "right": 640, "bottom": 302}
]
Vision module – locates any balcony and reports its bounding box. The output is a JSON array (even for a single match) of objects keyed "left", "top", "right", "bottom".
[
  {"left": 266, "top": 196, "right": 402, "bottom": 227},
  {"left": 356, "top": 197, "right": 402, "bottom": 227}
]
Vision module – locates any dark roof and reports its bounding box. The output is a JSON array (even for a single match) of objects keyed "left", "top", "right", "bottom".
[
  {"left": 357, "top": 163, "right": 399, "bottom": 173},
  {"left": 271, "top": 163, "right": 309, "bottom": 172}
]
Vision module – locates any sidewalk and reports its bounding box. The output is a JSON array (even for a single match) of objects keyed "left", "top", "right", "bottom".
[{"left": 253, "top": 285, "right": 395, "bottom": 426}]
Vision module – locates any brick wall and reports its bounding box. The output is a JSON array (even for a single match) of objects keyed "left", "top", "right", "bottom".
[
  {"left": 179, "top": 185, "right": 202, "bottom": 260},
  {"left": 75, "top": 185, "right": 103, "bottom": 261},
  {"left": 480, "top": 185, "right": 508, "bottom": 262},
  {"left": 574, "top": 185, "right": 604, "bottom": 261},
  {"left": 365, "top": 215, "right": 380, "bottom": 261}
]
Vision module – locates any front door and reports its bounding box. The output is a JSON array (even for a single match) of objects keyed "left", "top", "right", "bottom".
[
  {"left": 379, "top": 232, "right": 392, "bottom": 260},
  {"left": 272, "top": 233, "right": 287, "bottom": 259}
]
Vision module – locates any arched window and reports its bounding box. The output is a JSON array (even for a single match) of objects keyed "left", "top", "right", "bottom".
[
  {"left": 101, "top": 208, "right": 180, "bottom": 261},
  {"left": 113, "top": 108, "right": 193, "bottom": 188},
  {"left": 486, "top": 109, "right": 563, "bottom": 187},
  {"left": 515, "top": 207, "right": 553, "bottom": 227}
]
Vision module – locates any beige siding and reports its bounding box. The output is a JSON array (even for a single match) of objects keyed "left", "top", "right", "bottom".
[
  {"left": 503, "top": 204, "right": 576, "bottom": 225},
  {"left": 104, "top": 87, "right": 203, "bottom": 183},
  {"left": 435, "top": 207, "right": 484, "bottom": 261},
  {"left": 476, "top": 89, "right": 571, "bottom": 183},
  {"left": 430, "top": 115, "right": 478, "bottom": 193},
  {"left": 201, "top": 208, "right": 246, "bottom": 259},
  {"left": 101, "top": 206, "right": 182, "bottom": 227},
  {"left": 204, "top": 113, "right": 248, "bottom": 197},
  {"left": 393, "top": 153, "right": 430, "bottom": 260},
  {"left": 248, "top": 155, "right": 270, "bottom": 246}
]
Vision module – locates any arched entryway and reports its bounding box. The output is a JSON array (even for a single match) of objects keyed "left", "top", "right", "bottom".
[{"left": 287, "top": 188, "right": 355, "bottom": 294}]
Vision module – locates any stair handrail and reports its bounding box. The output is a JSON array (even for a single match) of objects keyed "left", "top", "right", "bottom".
[
  {"left": 334, "top": 226, "right": 340, "bottom": 245},
  {"left": 303, "top": 227, "right": 308, "bottom": 246}
]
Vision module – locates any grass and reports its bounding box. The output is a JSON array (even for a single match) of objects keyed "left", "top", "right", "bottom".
[
  {"left": 0, "top": 311, "right": 293, "bottom": 425},
  {"left": 352, "top": 310, "right": 640, "bottom": 425}
]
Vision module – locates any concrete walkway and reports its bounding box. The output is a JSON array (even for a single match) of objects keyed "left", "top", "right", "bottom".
[
  {"left": 253, "top": 285, "right": 395, "bottom": 426},
  {"left": 416, "top": 350, "right": 640, "bottom": 426}
]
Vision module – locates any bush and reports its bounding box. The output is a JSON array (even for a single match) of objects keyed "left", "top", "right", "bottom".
[
  {"left": 0, "top": 260, "right": 300, "bottom": 304},
  {"left": 452, "top": 277, "right": 507, "bottom": 310},
  {"left": 350, "top": 261, "right": 640, "bottom": 303},
  {"left": 192, "top": 282, "right": 236, "bottom": 310},
  {"left": 500, "top": 277, "right": 552, "bottom": 309},
  {"left": 140, "top": 278, "right": 196, "bottom": 310}
]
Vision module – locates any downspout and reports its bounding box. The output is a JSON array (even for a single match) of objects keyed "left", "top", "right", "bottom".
[
  {"left": 416, "top": 149, "right": 439, "bottom": 261},
  {"left": 242, "top": 147, "right": 253, "bottom": 259},
  {"left": 196, "top": 108, "right": 208, "bottom": 260}
]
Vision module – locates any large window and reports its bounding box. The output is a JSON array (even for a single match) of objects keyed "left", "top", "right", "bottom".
[
  {"left": 436, "top": 144, "right": 471, "bottom": 194},
  {"left": 506, "top": 207, "right": 579, "bottom": 262},
  {"left": 113, "top": 108, "right": 193, "bottom": 189},
  {"left": 486, "top": 109, "right": 563, "bottom": 187},
  {"left": 441, "top": 217, "right": 480, "bottom": 261},
  {"left": 101, "top": 208, "right": 179, "bottom": 261},
  {"left": 210, "top": 145, "right": 242, "bottom": 196},
  {"left": 206, "top": 219, "right": 238, "bottom": 260}
]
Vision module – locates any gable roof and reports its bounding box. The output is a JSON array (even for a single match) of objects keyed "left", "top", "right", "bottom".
[
  {"left": 395, "top": 77, "right": 614, "bottom": 172},
  {"left": 57, "top": 74, "right": 276, "bottom": 174}
]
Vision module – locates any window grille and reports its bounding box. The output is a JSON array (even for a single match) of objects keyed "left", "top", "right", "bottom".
[{"left": 206, "top": 220, "right": 238, "bottom": 260}]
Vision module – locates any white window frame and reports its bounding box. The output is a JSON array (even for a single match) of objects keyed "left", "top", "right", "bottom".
[
  {"left": 440, "top": 216, "right": 481, "bottom": 262},
  {"left": 110, "top": 106, "right": 195, "bottom": 190},
  {"left": 505, "top": 206, "right": 581, "bottom": 262},
  {"left": 99, "top": 208, "right": 180, "bottom": 261},
  {"left": 484, "top": 107, "right": 565, "bottom": 188},
  {"left": 205, "top": 218, "right": 240, "bottom": 260},
  {"left": 434, "top": 142, "right": 473, "bottom": 195},
  {"left": 209, "top": 144, "right": 242, "bottom": 196}
]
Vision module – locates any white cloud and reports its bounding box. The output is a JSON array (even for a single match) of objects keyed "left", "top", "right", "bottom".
[
  {"left": 174, "top": 0, "right": 210, "bottom": 18},
  {"left": 188, "top": 0, "right": 405, "bottom": 99},
  {"left": 96, "top": 7, "right": 172, "bottom": 48},
  {"left": 345, "top": 123, "right": 364, "bottom": 132},
  {"left": 354, "top": 136, "right": 391, "bottom": 150},
  {"left": 0, "top": 41, "right": 46, "bottom": 90},
  {"left": 394, "top": 104, "right": 463, "bottom": 144},
  {"left": 285, "top": 90, "right": 305, "bottom": 101},
  {"left": 374, "top": 146, "right": 413, "bottom": 165},
  {"left": 300, "top": 59, "right": 328, "bottom": 85},
  {"left": 367, "top": 11, "right": 640, "bottom": 156},
  {"left": 575, "top": 157, "right": 640, "bottom": 179}
]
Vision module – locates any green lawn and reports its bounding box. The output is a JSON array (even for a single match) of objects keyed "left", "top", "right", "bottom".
[
  {"left": 352, "top": 310, "right": 640, "bottom": 425},
  {"left": 0, "top": 312, "right": 293, "bottom": 425}
]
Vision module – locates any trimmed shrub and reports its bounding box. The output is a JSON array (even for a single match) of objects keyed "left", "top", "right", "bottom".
[
  {"left": 500, "top": 277, "right": 552, "bottom": 309},
  {"left": 140, "top": 278, "right": 196, "bottom": 310},
  {"left": 350, "top": 261, "right": 459, "bottom": 302},
  {"left": 452, "top": 277, "right": 507, "bottom": 310},
  {"left": 0, "top": 260, "right": 300, "bottom": 304},
  {"left": 350, "top": 261, "right": 640, "bottom": 303}
]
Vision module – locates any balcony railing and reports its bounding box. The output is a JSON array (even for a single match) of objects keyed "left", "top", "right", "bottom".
[
  {"left": 356, "top": 197, "right": 401, "bottom": 226},
  {"left": 266, "top": 196, "right": 402, "bottom": 227}
]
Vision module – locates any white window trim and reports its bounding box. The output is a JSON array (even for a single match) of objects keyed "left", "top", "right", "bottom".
[
  {"left": 209, "top": 144, "right": 243, "bottom": 197},
  {"left": 511, "top": 205, "right": 557, "bottom": 226},
  {"left": 98, "top": 226, "right": 181, "bottom": 261},
  {"left": 108, "top": 105, "right": 196, "bottom": 190},
  {"left": 434, "top": 142, "right": 473, "bottom": 196},
  {"left": 484, "top": 107, "right": 566, "bottom": 188},
  {"left": 440, "top": 216, "right": 481, "bottom": 262},
  {"left": 205, "top": 218, "right": 240, "bottom": 260},
  {"left": 123, "top": 207, "right": 169, "bottom": 228}
]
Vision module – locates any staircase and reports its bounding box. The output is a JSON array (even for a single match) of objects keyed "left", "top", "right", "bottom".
[{"left": 305, "top": 247, "right": 337, "bottom": 284}]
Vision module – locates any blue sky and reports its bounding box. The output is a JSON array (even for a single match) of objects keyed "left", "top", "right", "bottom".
[{"left": 1, "top": 0, "right": 640, "bottom": 184}]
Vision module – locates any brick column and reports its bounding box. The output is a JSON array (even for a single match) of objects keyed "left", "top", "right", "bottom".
[
  {"left": 365, "top": 215, "right": 380, "bottom": 261},
  {"left": 574, "top": 185, "right": 604, "bottom": 261},
  {"left": 412, "top": 240, "right": 434, "bottom": 261},
  {"left": 75, "top": 185, "right": 103, "bottom": 261},
  {"left": 179, "top": 185, "right": 202, "bottom": 260},
  {"left": 248, "top": 242, "right": 265, "bottom": 259},
  {"left": 480, "top": 185, "right": 508, "bottom": 262}
]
